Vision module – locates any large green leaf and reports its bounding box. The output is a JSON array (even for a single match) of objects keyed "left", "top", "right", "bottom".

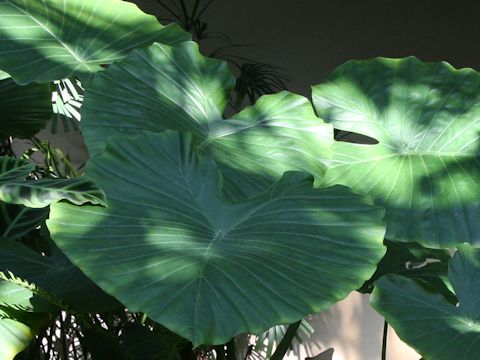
[
  {"left": 0, "top": 0, "right": 190, "bottom": 84},
  {"left": 0, "top": 77, "right": 52, "bottom": 139},
  {"left": 47, "top": 131, "right": 386, "bottom": 346},
  {"left": 0, "top": 238, "right": 119, "bottom": 312},
  {"left": 81, "top": 42, "right": 332, "bottom": 193},
  {"left": 312, "top": 57, "right": 480, "bottom": 248},
  {"left": 81, "top": 41, "right": 235, "bottom": 157},
  {"left": 372, "top": 245, "right": 480, "bottom": 360}
]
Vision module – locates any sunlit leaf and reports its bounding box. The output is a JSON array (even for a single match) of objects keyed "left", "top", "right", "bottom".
[
  {"left": 313, "top": 57, "right": 480, "bottom": 248},
  {"left": 0, "top": 0, "right": 190, "bottom": 84}
]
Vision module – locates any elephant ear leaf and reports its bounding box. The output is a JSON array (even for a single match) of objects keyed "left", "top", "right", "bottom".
[
  {"left": 371, "top": 244, "right": 480, "bottom": 360},
  {"left": 313, "top": 57, "right": 480, "bottom": 248},
  {"left": 47, "top": 130, "right": 386, "bottom": 346},
  {"left": 81, "top": 42, "right": 332, "bottom": 196},
  {"left": 0, "top": 0, "right": 190, "bottom": 84}
]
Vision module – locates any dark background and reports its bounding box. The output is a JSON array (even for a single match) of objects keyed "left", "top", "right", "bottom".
[{"left": 134, "top": 0, "right": 480, "bottom": 96}]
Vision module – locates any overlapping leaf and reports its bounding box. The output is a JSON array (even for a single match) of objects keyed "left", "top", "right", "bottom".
[
  {"left": 0, "top": 156, "right": 106, "bottom": 207},
  {"left": 0, "top": 77, "right": 52, "bottom": 139},
  {"left": 0, "top": 238, "right": 119, "bottom": 312},
  {"left": 47, "top": 130, "right": 386, "bottom": 346},
  {"left": 0, "top": 0, "right": 190, "bottom": 84},
  {"left": 81, "top": 42, "right": 333, "bottom": 195},
  {"left": 372, "top": 245, "right": 480, "bottom": 360},
  {"left": 313, "top": 57, "right": 480, "bottom": 248},
  {"left": 0, "top": 177, "right": 106, "bottom": 208}
]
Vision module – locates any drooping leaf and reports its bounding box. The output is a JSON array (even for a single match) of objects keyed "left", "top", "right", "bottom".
[
  {"left": 47, "top": 130, "right": 386, "bottom": 346},
  {"left": 358, "top": 240, "right": 454, "bottom": 303},
  {"left": 371, "top": 245, "right": 480, "bottom": 360},
  {"left": 0, "top": 0, "right": 190, "bottom": 84},
  {"left": 81, "top": 42, "right": 332, "bottom": 195},
  {"left": 0, "top": 77, "right": 52, "bottom": 139},
  {"left": 0, "top": 238, "right": 119, "bottom": 312},
  {"left": 0, "top": 202, "right": 48, "bottom": 239},
  {"left": 0, "top": 177, "right": 106, "bottom": 208},
  {"left": 313, "top": 57, "right": 480, "bottom": 248}
]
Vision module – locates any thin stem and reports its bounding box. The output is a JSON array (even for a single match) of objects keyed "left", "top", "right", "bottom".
[
  {"left": 226, "top": 338, "right": 236, "bottom": 360},
  {"left": 270, "top": 321, "right": 302, "bottom": 360},
  {"left": 214, "top": 345, "right": 226, "bottom": 360},
  {"left": 382, "top": 320, "right": 388, "bottom": 360}
]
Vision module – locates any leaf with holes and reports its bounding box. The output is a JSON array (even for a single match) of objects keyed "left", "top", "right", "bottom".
[
  {"left": 47, "top": 130, "right": 386, "bottom": 346},
  {"left": 313, "top": 57, "right": 480, "bottom": 248},
  {"left": 81, "top": 42, "right": 333, "bottom": 197},
  {"left": 0, "top": 0, "right": 190, "bottom": 84},
  {"left": 372, "top": 245, "right": 480, "bottom": 360},
  {"left": 0, "top": 77, "right": 52, "bottom": 139}
]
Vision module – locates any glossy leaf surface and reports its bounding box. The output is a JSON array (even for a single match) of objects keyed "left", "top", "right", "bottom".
[
  {"left": 372, "top": 245, "right": 480, "bottom": 360},
  {"left": 0, "top": 0, "right": 190, "bottom": 84},
  {"left": 48, "top": 131, "right": 386, "bottom": 346},
  {"left": 313, "top": 57, "right": 480, "bottom": 248}
]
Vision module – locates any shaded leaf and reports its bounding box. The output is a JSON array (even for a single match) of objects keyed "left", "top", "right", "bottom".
[
  {"left": 0, "top": 202, "right": 48, "bottom": 239},
  {"left": 47, "top": 130, "right": 386, "bottom": 346},
  {"left": 0, "top": 238, "right": 119, "bottom": 312},
  {"left": 0, "top": 77, "right": 51, "bottom": 139}
]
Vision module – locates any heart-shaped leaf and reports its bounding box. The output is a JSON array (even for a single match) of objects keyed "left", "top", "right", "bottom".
[
  {"left": 47, "top": 131, "right": 386, "bottom": 346},
  {"left": 0, "top": 77, "right": 51, "bottom": 139},
  {"left": 372, "top": 245, "right": 480, "bottom": 360},
  {"left": 313, "top": 57, "right": 480, "bottom": 248},
  {"left": 0, "top": 0, "right": 190, "bottom": 84}
]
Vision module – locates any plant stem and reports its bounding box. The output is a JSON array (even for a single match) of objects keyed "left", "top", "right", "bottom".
[
  {"left": 226, "top": 338, "right": 236, "bottom": 360},
  {"left": 270, "top": 320, "right": 301, "bottom": 360},
  {"left": 214, "top": 345, "right": 226, "bottom": 360},
  {"left": 382, "top": 320, "right": 388, "bottom": 360}
]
